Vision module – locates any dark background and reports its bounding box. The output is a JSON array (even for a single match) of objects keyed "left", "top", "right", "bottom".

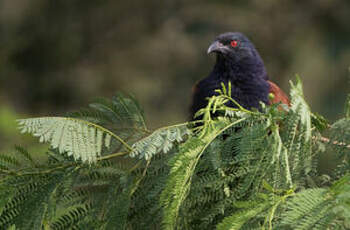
[{"left": 1, "top": 0, "right": 350, "bottom": 153}]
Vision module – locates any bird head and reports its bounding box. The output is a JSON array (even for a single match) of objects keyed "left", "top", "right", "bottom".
[{"left": 207, "top": 32, "right": 259, "bottom": 63}]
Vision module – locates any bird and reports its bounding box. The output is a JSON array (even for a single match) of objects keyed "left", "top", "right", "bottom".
[{"left": 190, "top": 32, "right": 289, "bottom": 119}]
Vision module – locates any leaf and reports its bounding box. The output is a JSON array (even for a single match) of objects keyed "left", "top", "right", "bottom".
[
  {"left": 289, "top": 75, "right": 311, "bottom": 141},
  {"left": 130, "top": 124, "right": 191, "bottom": 160},
  {"left": 17, "top": 117, "right": 129, "bottom": 163},
  {"left": 160, "top": 118, "right": 244, "bottom": 230},
  {"left": 217, "top": 201, "right": 269, "bottom": 230},
  {"left": 280, "top": 175, "right": 350, "bottom": 230}
]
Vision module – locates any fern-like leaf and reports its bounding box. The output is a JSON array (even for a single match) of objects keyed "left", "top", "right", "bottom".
[
  {"left": 216, "top": 200, "right": 269, "bottom": 230},
  {"left": 130, "top": 123, "right": 191, "bottom": 160},
  {"left": 50, "top": 204, "right": 90, "bottom": 230},
  {"left": 17, "top": 117, "right": 130, "bottom": 163},
  {"left": 280, "top": 174, "right": 350, "bottom": 229},
  {"left": 161, "top": 118, "right": 245, "bottom": 230}
]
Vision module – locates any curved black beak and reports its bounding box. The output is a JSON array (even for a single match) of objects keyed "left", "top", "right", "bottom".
[{"left": 207, "top": 41, "right": 225, "bottom": 54}]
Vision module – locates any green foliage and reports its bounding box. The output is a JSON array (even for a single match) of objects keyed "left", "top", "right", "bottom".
[
  {"left": 18, "top": 117, "right": 116, "bottom": 163},
  {"left": 17, "top": 93, "right": 148, "bottom": 163},
  {"left": 1, "top": 79, "right": 349, "bottom": 229},
  {"left": 69, "top": 93, "right": 147, "bottom": 132},
  {"left": 130, "top": 123, "right": 191, "bottom": 160},
  {"left": 216, "top": 191, "right": 282, "bottom": 230},
  {"left": 280, "top": 174, "right": 350, "bottom": 229}
]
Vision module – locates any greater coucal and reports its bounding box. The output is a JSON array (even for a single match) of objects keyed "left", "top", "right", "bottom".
[{"left": 190, "top": 32, "right": 289, "bottom": 119}]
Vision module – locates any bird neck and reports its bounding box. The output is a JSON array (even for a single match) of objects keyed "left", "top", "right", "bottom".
[{"left": 213, "top": 55, "right": 268, "bottom": 82}]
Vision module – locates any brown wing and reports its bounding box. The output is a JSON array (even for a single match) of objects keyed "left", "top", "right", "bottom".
[{"left": 268, "top": 81, "right": 290, "bottom": 107}]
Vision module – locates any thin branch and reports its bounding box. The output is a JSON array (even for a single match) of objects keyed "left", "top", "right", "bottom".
[
  {"left": 314, "top": 136, "right": 350, "bottom": 149},
  {"left": 97, "top": 151, "right": 129, "bottom": 161}
]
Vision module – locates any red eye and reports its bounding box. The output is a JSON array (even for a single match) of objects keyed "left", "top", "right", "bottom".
[{"left": 230, "top": 40, "right": 239, "bottom": 48}]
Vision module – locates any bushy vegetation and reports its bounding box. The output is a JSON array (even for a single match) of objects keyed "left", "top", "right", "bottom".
[{"left": 0, "top": 78, "right": 349, "bottom": 229}]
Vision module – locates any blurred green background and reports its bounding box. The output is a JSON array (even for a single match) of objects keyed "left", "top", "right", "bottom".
[{"left": 1, "top": 0, "right": 350, "bottom": 154}]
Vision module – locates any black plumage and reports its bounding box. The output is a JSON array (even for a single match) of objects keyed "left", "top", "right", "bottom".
[{"left": 190, "top": 32, "right": 288, "bottom": 119}]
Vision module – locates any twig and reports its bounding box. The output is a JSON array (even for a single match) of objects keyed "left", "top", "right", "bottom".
[{"left": 313, "top": 136, "right": 350, "bottom": 149}]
